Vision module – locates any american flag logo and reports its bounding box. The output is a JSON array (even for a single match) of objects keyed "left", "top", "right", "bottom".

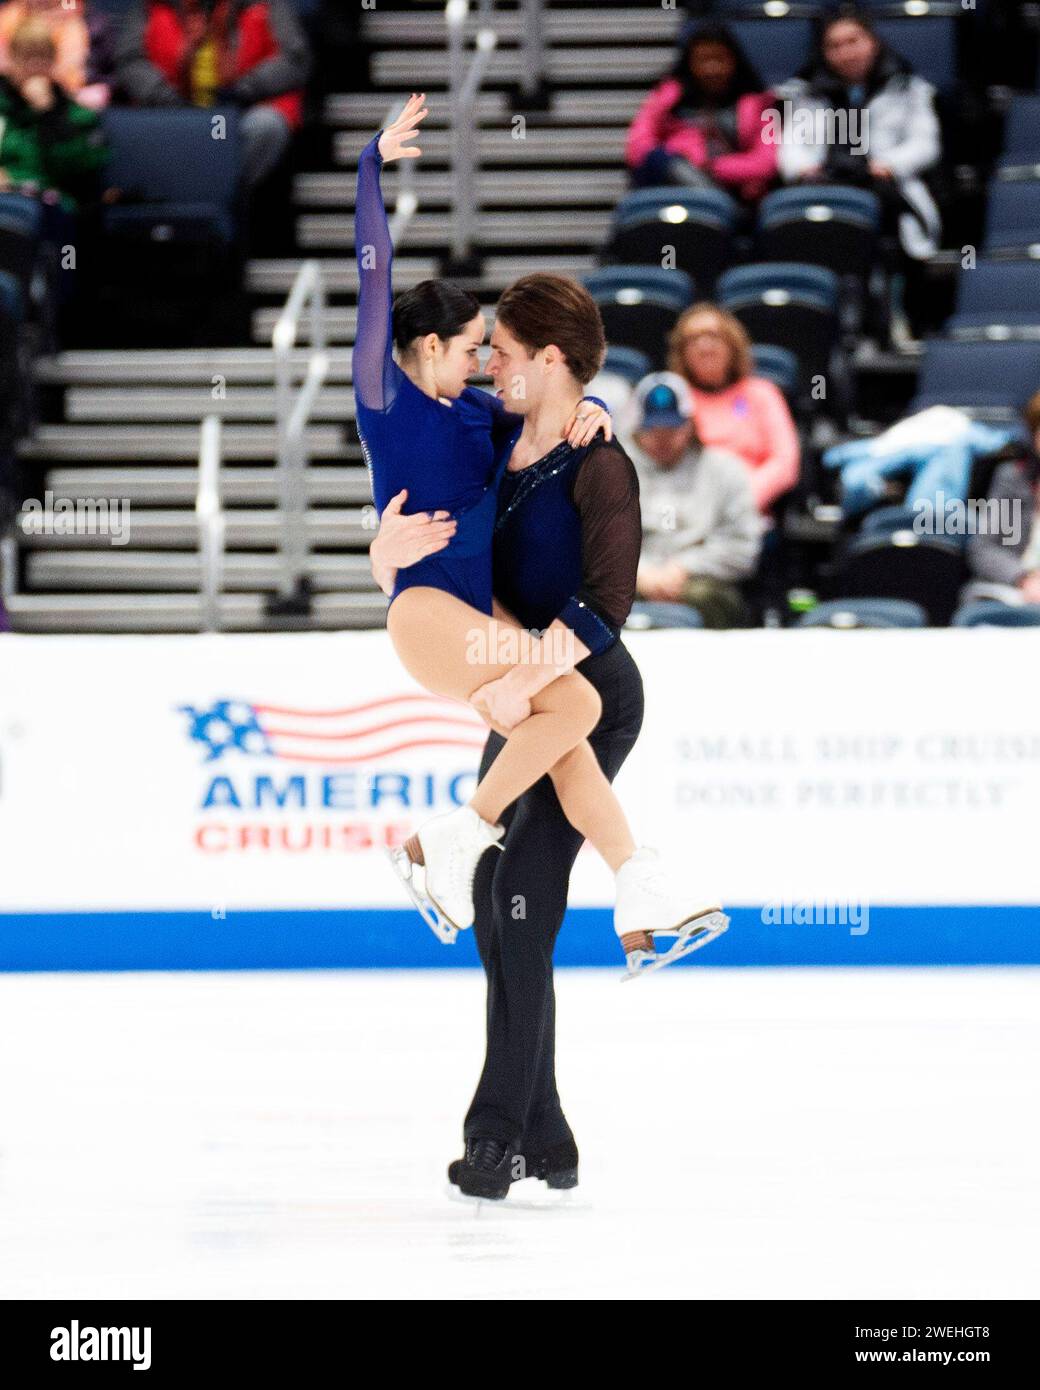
[{"left": 178, "top": 696, "right": 488, "bottom": 765}]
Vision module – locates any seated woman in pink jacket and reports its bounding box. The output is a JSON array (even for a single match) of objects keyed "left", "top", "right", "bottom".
[
  {"left": 666, "top": 303, "right": 800, "bottom": 516},
  {"left": 625, "top": 20, "right": 777, "bottom": 205}
]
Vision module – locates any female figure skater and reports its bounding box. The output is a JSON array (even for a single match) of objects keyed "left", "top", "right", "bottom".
[{"left": 357, "top": 95, "right": 727, "bottom": 974}]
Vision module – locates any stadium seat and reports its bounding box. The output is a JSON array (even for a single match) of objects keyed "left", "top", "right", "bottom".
[
  {"left": 750, "top": 343, "right": 801, "bottom": 401},
  {"left": 910, "top": 339, "right": 1040, "bottom": 416},
  {"left": 725, "top": 19, "right": 813, "bottom": 88},
  {"left": 716, "top": 262, "right": 840, "bottom": 386},
  {"left": 756, "top": 186, "right": 880, "bottom": 277},
  {"left": 795, "top": 597, "right": 928, "bottom": 629},
  {"left": 827, "top": 532, "right": 967, "bottom": 625},
  {"left": 101, "top": 108, "right": 243, "bottom": 250},
  {"left": 604, "top": 187, "right": 740, "bottom": 294},
  {"left": 997, "top": 94, "right": 1040, "bottom": 170},
  {"left": 982, "top": 180, "right": 1040, "bottom": 257},
  {"left": 0, "top": 193, "right": 44, "bottom": 292},
  {"left": 858, "top": 504, "right": 923, "bottom": 538},
  {"left": 946, "top": 260, "right": 1040, "bottom": 339},
  {"left": 873, "top": 18, "right": 959, "bottom": 94},
  {"left": 583, "top": 267, "right": 695, "bottom": 368},
  {"left": 601, "top": 345, "right": 654, "bottom": 386},
  {"left": 952, "top": 601, "right": 1040, "bottom": 627}
]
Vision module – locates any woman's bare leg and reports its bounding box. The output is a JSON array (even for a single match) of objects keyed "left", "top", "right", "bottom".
[{"left": 386, "top": 587, "right": 636, "bottom": 863}]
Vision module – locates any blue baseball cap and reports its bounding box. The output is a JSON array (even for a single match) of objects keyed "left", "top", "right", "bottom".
[{"left": 634, "top": 371, "right": 695, "bottom": 430}]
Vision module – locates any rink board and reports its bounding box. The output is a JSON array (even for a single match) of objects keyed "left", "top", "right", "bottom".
[{"left": 1, "top": 629, "right": 1038, "bottom": 970}]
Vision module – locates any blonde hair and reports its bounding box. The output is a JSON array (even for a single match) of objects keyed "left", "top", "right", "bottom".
[
  {"left": 9, "top": 16, "right": 57, "bottom": 63},
  {"left": 667, "top": 303, "right": 753, "bottom": 387}
]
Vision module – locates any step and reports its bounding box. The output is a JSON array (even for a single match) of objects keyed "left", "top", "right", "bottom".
[
  {"left": 17, "top": 424, "right": 346, "bottom": 462},
  {"left": 33, "top": 349, "right": 352, "bottom": 387},
  {"left": 3, "top": 591, "right": 386, "bottom": 633},
  {"left": 370, "top": 46, "right": 678, "bottom": 88},
  {"left": 17, "top": 507, "right": 372, "bottom": 549},
  {"left": 247, "top": 253, "right": 597, "bottom": 297},
  {"left": 362, "top": 7, "right": 682, "bottom": 44},
  {"left": 295, "top": 168, "right": 628, "bottom": 209},
  {"left": 334, "top": 127, "right": 627, "bottom": 166},
  {"left": 26, "top": 549, "right": 379, "bottom": 592},
  {"left": 43, "top": 466, "right": 372, "bottom": 506},
  {"left": 325, "top": 88, "right": 646, "bottom": 128},
  {"left": 300, "top": 209, "right": 612, "bottom": 252},
  {"left": 63, "top": 386, "right": 355, "bottom": 423}
]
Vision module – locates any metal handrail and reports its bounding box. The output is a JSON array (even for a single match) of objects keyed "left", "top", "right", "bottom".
[
  {"left": 196, "top": 413, "right": 224, "bottom": 633},
  {"left": 447, "top": 0, "right": 498, "bottom": 266},
  {"left": 520, "top": 0, "right": 546, "bottom": 100},
  {"left": 272, "top": 260, "right": 329, "bottom": 607}
]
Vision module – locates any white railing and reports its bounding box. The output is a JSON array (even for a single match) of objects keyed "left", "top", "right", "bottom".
[
  {"left": 196, "top": 413, "right": 224, "bottom": 633},
  {"left": 519, "top": 0, "right": 546, "bottom": 101},
  {"left": 271, "top": 260, "right": 329, "bottom": 613},
  {"left": 446, "top": 0, "right": 498, "bottom": 267}
]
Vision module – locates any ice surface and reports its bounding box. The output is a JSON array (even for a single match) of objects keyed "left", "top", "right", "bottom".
[{"left": 0, "top": 967, "right": 1036, "bottom": 1300}]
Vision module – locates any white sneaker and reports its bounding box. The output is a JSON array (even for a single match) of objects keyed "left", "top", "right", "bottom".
[
  {"left": 410, "top": 805, "right": 504, "bottom": 933},
  {"left": 614, "top": 846, "right": 729, "bottom": 979}
]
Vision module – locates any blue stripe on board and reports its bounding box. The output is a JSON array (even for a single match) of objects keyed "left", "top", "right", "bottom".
[{"left": 1, "top": 905, "right": 1039, "bottom": 971}]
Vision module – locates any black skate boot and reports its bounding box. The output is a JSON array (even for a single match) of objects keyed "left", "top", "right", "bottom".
[
  {"left": 447, "top": 1138, "right": 516, "bottom": 1200},
  {"left": 527, "top": 1139, "right": 579, "bottom": 1190}
]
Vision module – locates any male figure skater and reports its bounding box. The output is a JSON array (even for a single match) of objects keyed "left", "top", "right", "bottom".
[{"left": 370, "top": 274, "right": 645, "bottom": 1200}]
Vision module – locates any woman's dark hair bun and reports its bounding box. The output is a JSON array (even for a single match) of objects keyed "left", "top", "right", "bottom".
[{"left": 391, "top": 279, "right": 482, "bottom": 353}]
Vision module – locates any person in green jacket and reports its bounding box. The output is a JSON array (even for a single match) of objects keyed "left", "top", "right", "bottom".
[{"left": 0, "top": 17, "right": 107, "bottom": 211}]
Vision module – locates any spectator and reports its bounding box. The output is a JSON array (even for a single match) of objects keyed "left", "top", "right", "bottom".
[
  {"left": 0, "top": 19, "right": 106, "bottom": 210},
  {"left": 666, "top": 303, "right": 800, "bottom": 515},
  {"left": 114, "top": 0, "right": 311, "bottom": 189},
  {"left": 625, "top": 20, "right": 776, "bottom": 204},
  {"left": 624, "top": 371, "right": 762, "bottom": 629},
  {"left": 964, "top": 391, "right": 1040, "bottom": 610},
  {"left": 777, "top": 5, "right": 941, "bottom": 261},
  {"left": 0, "top": 1, "right": 116, "bottom": 109}
]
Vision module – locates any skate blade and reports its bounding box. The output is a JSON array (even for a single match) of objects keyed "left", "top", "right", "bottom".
[
  {"left": 444, "top": 1183, "right": 583, "bottom": 1213},
  {"left": 387, "top": 846, "right": 459, "bottom": 945},
  {"left": 620, "top": 910, "right": 730, "bottom": 982}
]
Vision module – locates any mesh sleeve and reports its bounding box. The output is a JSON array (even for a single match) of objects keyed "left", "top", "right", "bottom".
[
  {"left": 353, "top": 133, "right": 401, "bottom": 412},
  {"left": 555, "top": 441, "right": 642, "bottom": 652}
]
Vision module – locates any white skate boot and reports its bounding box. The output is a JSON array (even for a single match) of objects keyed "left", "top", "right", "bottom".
[
  {"left": 614, "top": 846, "right": 729, "bottom": 981},
  {"left": 388, "top": 805, "right": 504, "bottom": 944}
]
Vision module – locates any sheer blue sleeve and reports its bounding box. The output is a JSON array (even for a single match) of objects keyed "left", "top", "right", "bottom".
[{"left": 354, "top": 132, "right": 401, "bottom": 412}]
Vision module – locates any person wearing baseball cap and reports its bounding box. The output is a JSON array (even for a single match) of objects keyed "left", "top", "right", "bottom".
[{"left": 624, "top": 371, "right": 763, "bottom": 628}]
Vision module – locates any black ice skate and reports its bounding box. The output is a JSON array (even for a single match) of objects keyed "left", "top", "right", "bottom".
[{"left": 446, "top": 1137, "right": 518, "bottom": 1200}]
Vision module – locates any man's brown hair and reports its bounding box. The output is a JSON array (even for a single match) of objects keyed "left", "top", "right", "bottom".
[{"left": 494, "top": 273, "right": 607, "bottom": 385}]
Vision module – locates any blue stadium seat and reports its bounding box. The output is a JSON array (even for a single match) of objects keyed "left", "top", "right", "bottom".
[
  {"left": 601, "top": 345, "right": 654, "bottom": 387},
  {"left": 726, "top": 19, "right": 813, "bottom": 88},
  {"left": 998, "top": 95, "right": 1040, "bottom": 166},
  {"left": 952, "top": 601, "right": 1040, "bottom": 627},
  {"left": 0, "top": 192, "right": 44, "bottom": 290},
  {"left": 796, "top": 597, "right": 928, "bottom": 629},
  {"left": 828, "top": 532, "right": 966, "bottom": 625},
  {"left": 750, "top": 343, "right": 801, "bottom": 399},
  {"left": 910, "top": 339, "right": 1040, "bottom": 415},
  {"left": 982, "top": 180, "right": 1040, "bottom": 257},
  {"left": 858, "top": 504, "right": 922, "bottom": 537},
  {"left": 101, "top": 107, "right": 242, "bottom": 249},
  {"left": 872, "top": 18, "right": 959, "bottom": 93},
  {"left": 605, "top": 187, "right": 740, "bottom": 293},
  {"left": 717, "top": 261, "right": 840, "bottom": 385},
  {"left": 583, "top": 267, "right": 695, "bottom": 369},
  {"left": 756, "top": 185, "right": 880, "bottom": 276},
  {"left": 946, "top": 260, "right": 1040, "bottom": 339},
  {"left": 0, "top": 268, "right": 24, "bottom": 325}
]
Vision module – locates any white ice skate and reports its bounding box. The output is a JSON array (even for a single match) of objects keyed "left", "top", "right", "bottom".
[
  {"left": 387, "top": 804, "right": 504, "bottom": 944},
  {"left": 614, "top": 846, "right": 729, "bottom": 981}
]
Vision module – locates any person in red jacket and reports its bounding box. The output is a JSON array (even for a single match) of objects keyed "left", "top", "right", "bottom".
[
  {"left": 114, "top": 0, "right": 310, "bottom": 188},
  {"left": 625, "top": 20, "right": 777, "bottom": 205}
]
